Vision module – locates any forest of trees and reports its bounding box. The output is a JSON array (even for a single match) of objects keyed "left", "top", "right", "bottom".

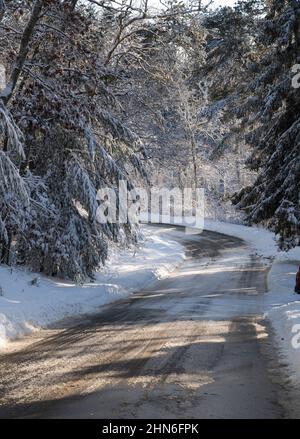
[{"left": 0, "top": 0, "right": 299, "bottom": 281}]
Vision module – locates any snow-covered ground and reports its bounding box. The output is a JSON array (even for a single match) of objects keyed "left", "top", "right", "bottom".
[
  {"left": 0, "top": 225, "right": 185, "bottom": 349},
  {"left": 265, "top": 262, "right": 300, "bottom": 386}
]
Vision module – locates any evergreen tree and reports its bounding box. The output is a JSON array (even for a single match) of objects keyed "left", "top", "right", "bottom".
[{"left": 234, "top": 0, "right": 300, "bottom": 250}]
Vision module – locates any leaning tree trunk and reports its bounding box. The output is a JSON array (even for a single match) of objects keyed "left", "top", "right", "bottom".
[
  {"left": 0, "top": 0, "right": 5, "bottom": 23},
  {"left": 0, "top": 232, "right": 11, "bottom": 265}
]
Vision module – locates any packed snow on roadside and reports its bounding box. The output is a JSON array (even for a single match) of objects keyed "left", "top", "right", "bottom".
[
  {"left": 264, "top": 261, "right": 300, "bottom": 390},
  {"left": 0, "top": 225, "right": 185, "bottom": 349}
]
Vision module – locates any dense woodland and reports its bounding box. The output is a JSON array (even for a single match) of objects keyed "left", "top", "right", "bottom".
[{"left": 0, "top": 0, "right": 299, "bottom": 281}]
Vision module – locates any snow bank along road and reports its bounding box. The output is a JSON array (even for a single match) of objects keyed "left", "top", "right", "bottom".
[{"left": 0, "top": 226, "right": 295, "bottom": 418}]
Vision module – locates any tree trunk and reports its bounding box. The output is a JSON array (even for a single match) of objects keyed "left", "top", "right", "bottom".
[
  {"left": 0, "top": 0, "right": 5, "bottom": 23},
  {"left": 0, "top": 0, "right": 44, "bottom": 105},
  {"left": 0, "top": 233, "right": 11, "bottom": 265}
]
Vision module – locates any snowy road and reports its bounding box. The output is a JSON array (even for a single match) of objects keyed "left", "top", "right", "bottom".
[{"left": 0, "top": 226, "right": 292, "bottom": 418}]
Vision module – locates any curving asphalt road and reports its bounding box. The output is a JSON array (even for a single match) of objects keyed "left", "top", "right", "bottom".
[{"left": 0, "top": 226, "right": 293, "bottom": 418}]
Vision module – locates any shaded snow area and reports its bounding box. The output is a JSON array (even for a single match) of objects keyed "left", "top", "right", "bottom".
[{"left": 0, "top": 225, "right": 185, "bottom": 349}]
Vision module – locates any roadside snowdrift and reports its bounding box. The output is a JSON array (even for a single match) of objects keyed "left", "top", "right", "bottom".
[
  {"left": 0, "top": 225, "right": 185, "bottom": 348},
  {"left": 266, "top": 261, "right": 300, "bottom": 388}
]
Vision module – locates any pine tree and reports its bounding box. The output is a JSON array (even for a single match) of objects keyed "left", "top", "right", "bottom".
[{"left": 234, "top": 0, "right": 300, "bottom": 250}]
